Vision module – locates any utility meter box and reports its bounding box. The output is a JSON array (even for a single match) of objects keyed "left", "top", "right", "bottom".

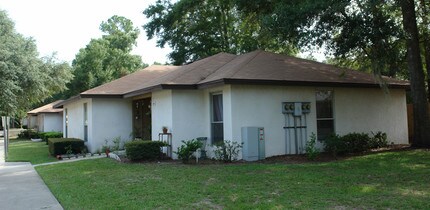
[{"left": 242, "top": 127, "right": 265, "bottom": 161}]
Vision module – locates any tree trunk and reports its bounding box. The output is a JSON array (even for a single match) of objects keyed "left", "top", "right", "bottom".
[
  {"left": 418, "top": 0, "right": 430, "bottom": 100},
  {"left": 399, "top": 0, "right": 430, "bottom": 147}
]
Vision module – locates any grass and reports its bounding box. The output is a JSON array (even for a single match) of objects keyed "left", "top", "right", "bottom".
[
  {"left": 35, "top": 150, "right": 430, "bottom": 209},
  {"left": 7, "top": 139, "right": 57, "bottom": 164}
]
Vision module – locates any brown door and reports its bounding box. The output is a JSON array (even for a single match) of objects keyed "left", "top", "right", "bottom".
[{"left": 133, "top": 98, "right": 152, "bottom": 140}]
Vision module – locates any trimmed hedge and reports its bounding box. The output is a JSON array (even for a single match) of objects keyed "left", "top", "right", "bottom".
[
  {"left": 125, "top": 140, "right": 167, "bottom": 161},
  {"left": 18, "top": 129, "right": 40, "bottom": 139},
  {"left": 48, "top": 138, "right": 85, "bottom": 156},
  {"left": 40, "top": 132, "right": 63, "bottom": 144},
  {"left": 323, "top": 131, "right": 389, "bottom": 156}
]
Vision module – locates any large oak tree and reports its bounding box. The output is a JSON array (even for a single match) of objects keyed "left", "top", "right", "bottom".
[
  {"left": 236, "top": 0, "right": 430, "bottom": 146},
  {"left": 66, "top": 15, "right": 146, "bottom": 97},
  {"left": 143, "top": 0, "right": 297, "bottom": 65},
  {"left": 0, "top": 10, "right": 72, "bottom": 117}
]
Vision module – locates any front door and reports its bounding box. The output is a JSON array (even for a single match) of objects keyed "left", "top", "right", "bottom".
[{"left": 133, "top": 98, "right": 152, "bottom": 140}]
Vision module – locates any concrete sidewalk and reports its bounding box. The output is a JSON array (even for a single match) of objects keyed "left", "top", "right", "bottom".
[{"left": 0, "top": 138, "right": 63, "bottom": 210}]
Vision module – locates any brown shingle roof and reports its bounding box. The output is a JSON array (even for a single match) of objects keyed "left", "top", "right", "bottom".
[
  {"left": 81, "top": 65, "right": 179, "bottom": 97},
  {"left": 124, "top": 50, "right": 408, "bottom": 97},
  {"left": 27, "top": 100, "right": 64, "bottom": 115},
  {"left": 198, "top": 50, "right": 408, "bottom": 87},
  {"left": 61, "top": 50, "right": 409, "bottom": 104}
]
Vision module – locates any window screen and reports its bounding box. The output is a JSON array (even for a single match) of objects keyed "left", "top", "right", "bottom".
[{"left": 316, "top": 90, "right": 334, "bottom": 140}]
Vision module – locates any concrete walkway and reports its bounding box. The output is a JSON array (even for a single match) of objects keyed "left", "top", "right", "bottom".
[{"left": 0, "top": 137, "right": 63, "bottom": 210}]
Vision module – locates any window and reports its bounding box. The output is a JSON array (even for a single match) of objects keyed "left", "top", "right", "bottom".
[
  {"left": 83, "top": 103, "right": 88, "bottom": 142},
  {"left": 211, "top": 93, "right": 223, "bottom": 144},
  {"left": 316, "top": 90, "right": 334, "bottom": 140}
]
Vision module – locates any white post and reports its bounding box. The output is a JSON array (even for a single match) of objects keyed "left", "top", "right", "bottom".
[{"left": 1, "top": 116, "right": 9, "bottom": 160}]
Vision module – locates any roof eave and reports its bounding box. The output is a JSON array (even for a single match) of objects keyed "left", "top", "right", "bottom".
[
  {"left": 53, "top": 95, "right": 82, "bottom": 108},
  {"left": 80, "top": 94, "right": 123, "bottom": 98},
  {"left": 124, "top": 84, "right": 197, "bottom": 98},
  {"left": 197, "top": 78, "right": 410, "bottom": 89}
]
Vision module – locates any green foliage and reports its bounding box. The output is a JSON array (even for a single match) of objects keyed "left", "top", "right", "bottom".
[
  {"left": 18, "top": 129, "right": 40, "bottom": 139},
  {"left": 143, "top": 0, "right": 297, "bottom": 65},
  {"left": 65, "top": 144, "right": 73, "bottom": 158},
  {"left": 48, "top": 138, "right": 84, "bottom": 156},
  {"left": 370, "top": 131, "right": 388, "bottom": 148},
  {"left": 39, "top": 132, "right": 63, "bottom": 144},
  {"left": 112, "top": 136, "right": 121, "bottom": 152},
  {"left": 213, "top": 140, "right": 242, "bottom": 162},
  {"left": 235, "top": 0, "right": 415, "bottom": 81},
  {"left": 125, "top": 140, "right": 167, "bottom": 161},
  {"left": 0, "top": 10, "right": 72, "bottom": 115},
  {"left": 305, "top": 133, "right": 319, "bottom": 161},
  {"left": 323, "top": 134, "right": 345, "bottom": 157},
  {"left": 342, "top": 133, "right": 372, "bottom": 153},
  {"left": 175, "top": 139, "right": 203, "bottom": 163},
  {"left": 323, "top": 132, "right": 389, "bottom": 156},
  {"left": 66, "top": 15, "right": 147, "bottom": 97}
]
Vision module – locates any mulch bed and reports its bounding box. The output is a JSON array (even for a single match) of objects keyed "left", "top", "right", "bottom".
[{"left": 119, "top": 144, "right": 414, "bottom": 165}]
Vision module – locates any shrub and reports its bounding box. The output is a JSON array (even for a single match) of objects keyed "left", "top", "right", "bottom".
[
  {"left": 175, "top": 139, "right": 202, "bottom": 163},
  {"left": 323, "top": 132, "right": 388, "bottom": 156},
  {"left": 214, "top": 140, "right": 243, "bottom": 162},
  {"left": 369, "top": 131, "right": 388, "bottom": 149},
  {"left": 342, "top": 132, "right": 371, "bottom": 153},
  {"left": 305, "top": 133, "right": 319, "bottom": 160},
  {"left": 48, "top": 138, "right": 85, "bottom": 156},
  {"left": 18, "top": 129, "right": 40, "bottom": 139},
  {"left": 323, "top": 134, "right": 346, "bottom": 157},
  {"left": 125, "top": 140, "right": 167, "bottom": 161},
  {"left": 39, "top": 132, "right": 63, "bottom": 144}
]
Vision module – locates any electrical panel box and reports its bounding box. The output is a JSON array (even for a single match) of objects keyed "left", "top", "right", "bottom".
[
  {"left": 301, "top": 102, "right": 311, "bottom": 113},
  {"left": 282, "top": 102, "right": 311, "bottom": 115},
  {"left": 294, "top": 102, "right": 302, "bottom": 116},
  {"left": 242, "top": 127, "right": 265, "bottom": 161},
  {"left": 282, "top": 102, "right": 295, "bottom": 114}
]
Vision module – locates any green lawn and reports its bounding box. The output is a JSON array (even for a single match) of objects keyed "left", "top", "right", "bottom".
[
  {"left": 36, "top": 150, "right": 430, "bottom": 209},
  {"left": 7, "top": 139, "right": 57, "bottom": 164}
]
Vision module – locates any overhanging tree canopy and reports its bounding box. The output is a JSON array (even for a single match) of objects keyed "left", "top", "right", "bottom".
[
  {"left": 0, "top": 10, "right": 72, "bottom": 116},
  {"left": 143, "top": 0, "right": 297, "bottom": 65},
  {"left": 66, "top": 15, "right": 146, "bottom": 97}
]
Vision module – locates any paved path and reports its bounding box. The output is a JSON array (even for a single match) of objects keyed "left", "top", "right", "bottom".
[{"left": 0, "top": 137, "right": 63, "bottom": 210}]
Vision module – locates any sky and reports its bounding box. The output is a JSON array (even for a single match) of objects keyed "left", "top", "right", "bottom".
[
  {"left": 0, "top": 0, "right": 325, "bottom": 64},
  {"left": 0, "top": 0, "right": 172, "bottom": 64}
]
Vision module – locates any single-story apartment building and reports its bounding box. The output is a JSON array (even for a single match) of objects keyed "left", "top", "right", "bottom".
[
  {"left": 55, "top": 50, "right": 409, "bottom": 159},
  {"left": 27, "top": 100, "right": 64, "bottom": 132}
]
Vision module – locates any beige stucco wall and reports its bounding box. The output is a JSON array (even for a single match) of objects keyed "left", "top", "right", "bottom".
[
  {"left": 334, "top": 88, "right": 408, "bottom": 144},
  {"left": 63, "top": 98, "right": 92, "bottom": 143},
  {"left": 43, "top": 113, "right": 63, "bottom": 132},
  {"left": 151, "top": 90, "right": 173, "bottom": 140},
  {"left": 230, "top": 85, "right": 319, "bottom": 158},
  {"left": 63, "top": 98, "right": 132, "bottom": 153},
  {"left": 59, "top": 84, "right": 407, "bottom": 158},
  {"left": 91, "top": 98, "right": 133, "bottom": 152}
]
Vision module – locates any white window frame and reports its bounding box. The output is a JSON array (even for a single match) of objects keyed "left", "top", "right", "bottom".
[
  {"left": 316, "top": 89, "right": 335, "bottom": 141},
  {"left": 210, "top": 92, "right": 223, "bottom": 145}
]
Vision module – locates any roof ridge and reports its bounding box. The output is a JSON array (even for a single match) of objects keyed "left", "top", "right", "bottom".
[
  {"left": 229, "top": 50, "right": 263, "bottom": 78},
  {"left": 156, "top": 52, "right": 237, "bottom": 85},
  {"left": 192, "top": 53, "right": 239, "bottom": 83}
]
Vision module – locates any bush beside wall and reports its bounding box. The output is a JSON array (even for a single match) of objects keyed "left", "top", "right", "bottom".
[
  {"left": 323, "top": 132, "right": 389, "bottom": 156},
  {"left": 40, "top": 132, "right": 63, "bottom": 144},
  {"left": 125, "top": 140, "right": 167, "bottom": 161},
  {"left": 18, "top": 129, "right": 40, "bottom": 139},
  {"left": 48, "top": 138, "right": 84, "bottom": 156}
]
